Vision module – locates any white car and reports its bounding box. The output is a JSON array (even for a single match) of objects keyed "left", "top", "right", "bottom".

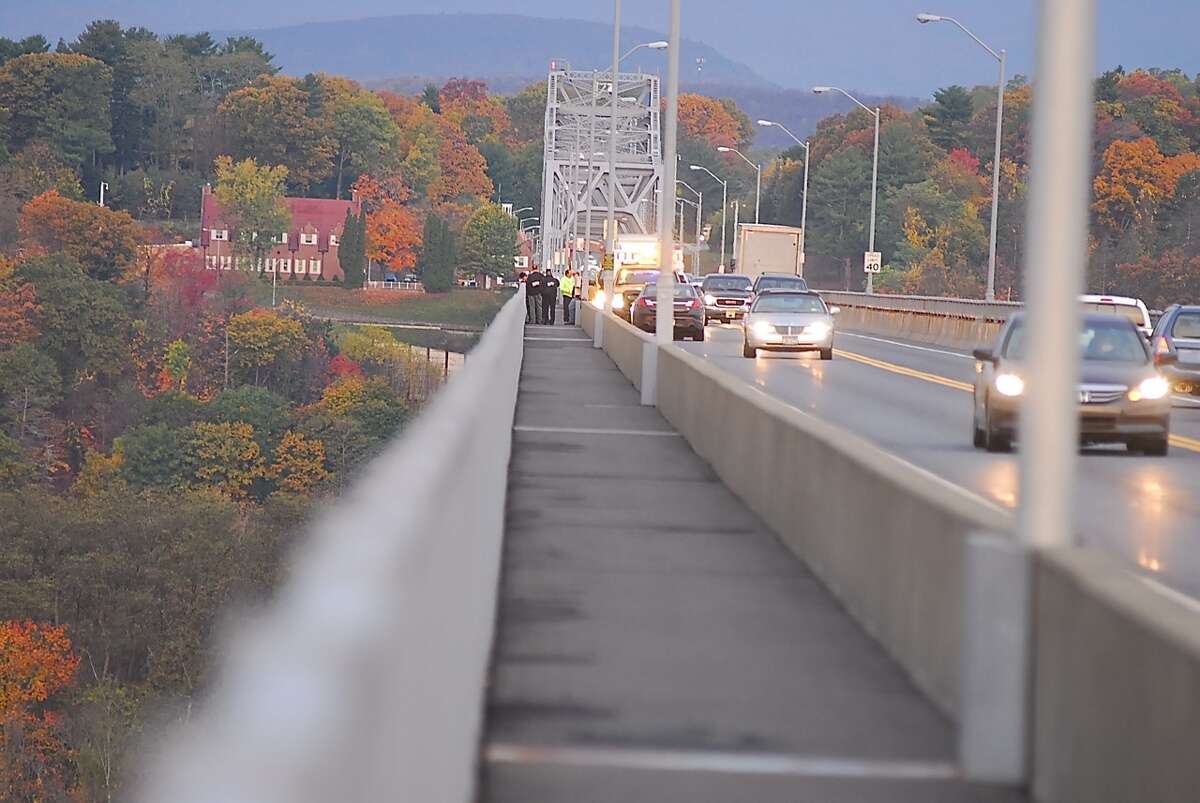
[
  {"left": 742, "top": 290, "right": 838, "bottom": 359},
  {"left": 1080, "top": 294, "right": 1153, "bottom": 339}
]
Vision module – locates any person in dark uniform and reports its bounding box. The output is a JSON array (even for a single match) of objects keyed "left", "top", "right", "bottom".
[
  {"left": 525, "top": 267, "right": 543, "bottom": 324},
  {"left": 518, "top": 271, "right": 530, "bottom": 322},
  {"left": 541, "top": 270, "right": 560, "bottom": 324}
]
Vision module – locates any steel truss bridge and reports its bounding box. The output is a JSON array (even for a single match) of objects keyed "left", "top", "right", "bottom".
[{"left": 539, "top": 68, "right": 663, "bottom": 273}]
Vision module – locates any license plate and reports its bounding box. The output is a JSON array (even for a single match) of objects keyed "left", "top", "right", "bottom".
[
  {"left": 725, "top": 311, "right": 735, "bottom": 319},
  {"left": 783, "top": 335, "right": 799, "bottom": 344}
]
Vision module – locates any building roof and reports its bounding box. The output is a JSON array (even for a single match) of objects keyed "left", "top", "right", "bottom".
[{"left": 199, "top": 184, "right": 361, "bottom": 248}]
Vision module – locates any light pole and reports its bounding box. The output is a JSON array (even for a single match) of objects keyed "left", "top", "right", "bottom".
[
  {"left": 690, "top": 165, "right": 727, "bottom": 271},
  {"left": 512, "top": 206, "right": 533, "bottom": 217},
  {"left": 656, "top": 0, "right": 680, "bottom": 348},
  {"left": 717, "top": 146, "right": 761, "bottom": 223},
  {"left": 731, "top": 199, "right": 740, "bottom": 269},
  {"left": 677, "top": 179, "right": 702, "bottom": 274},
  {"left": 757, "top": 120, "right": 810, "bottom": 272},
  {"left": 918, "top": 13, "right": 1006, "bottom": 301},
  {"left": 99, "top": 181, "right": 109, "bottom": 207},
  {"left": 814, "top": 85, "right": 880, "bottom": 294}
]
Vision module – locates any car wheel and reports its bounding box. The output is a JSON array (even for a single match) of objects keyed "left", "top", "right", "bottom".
[
  {"left": 983, "top": 404, "right": 1012, "bottom": 453},
  {"left": 1133, "top": 435, "right": 1169, "bottom": 456},
  {"left": 972, "top": 403, "right": 986, "bottom": 449},
  {"left": 742, "top": 340, "right": 756, "bottom": 358},
  {"left": 819, "top": 347, "right": 833, "bottom": 361}
]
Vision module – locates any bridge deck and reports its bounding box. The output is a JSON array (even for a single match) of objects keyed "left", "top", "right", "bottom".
[{"left": 480, "top": 324, "right": 1025, "bottom": 802}]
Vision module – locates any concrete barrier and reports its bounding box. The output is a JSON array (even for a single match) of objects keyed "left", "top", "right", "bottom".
[
  {"left": 579, "top": 299, "right": 596, "bottom": 338},
  {"left": 819, "top": 290, "right": 1014, "bottom": 350},
  {"left": 597, "top": 309, "right": 653, "bottom": 396},
  {"left": 655, "top": 344, "right": 1011, "bottom": 719},
  {"left": 136, "top": 290, "right": 527, "bottom": 803},
  {"left": 1033, "top": 548, "right": 1200, "bottom": 803}
]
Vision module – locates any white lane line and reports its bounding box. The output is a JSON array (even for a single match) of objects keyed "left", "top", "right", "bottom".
[
  {"left": 1172, "top": 394, "right": 1200, "bottom": 406},
  {"left": 524, "top": 337, "right": 592, "bottom": 342},
  {"left": 514, "top": 425, "right": 680, "bottom": 437},
  {"left": 484, "top": 743, "right": 958, "bottom": 780},
  {"left": 839, "top": 332, "right": 974, "bottom": 360}
]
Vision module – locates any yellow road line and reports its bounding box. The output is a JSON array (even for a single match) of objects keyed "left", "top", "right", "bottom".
[
  {"left": 834, "top": 349, "right": 974, "bottom": 392},
  {"left": 835, "top": 348, "right": 1200, "bottom": 455}
]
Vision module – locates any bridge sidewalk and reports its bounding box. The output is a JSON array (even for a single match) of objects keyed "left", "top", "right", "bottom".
[{"left": 479, "top": 323, "right": 1025, "bottom": 802}]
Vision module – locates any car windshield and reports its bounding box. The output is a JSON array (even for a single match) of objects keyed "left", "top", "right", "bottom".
[
  {"left": 1081, "top": 301, "right": 1144, "bottom": 326},
  {"left": 752, "top": 294, "right": 827, "bottom": 314},
  {"left": 704, "top": 276, "right": 753, "bottom": 291},
  {"left": 1171, "top": 312, "right": 1200, "bottom": 339},
  {"left": 642, "top": 283, "right": 697, "bottom": 300},
  {"left": 617, "top": 269, "right": 659, "bottom": 285},
  {"left": 1005, "top": 319, "right": 1148, "bottom": 363},
  {"left": 756, "top": 276, "right": 809, "bottom": 291}
]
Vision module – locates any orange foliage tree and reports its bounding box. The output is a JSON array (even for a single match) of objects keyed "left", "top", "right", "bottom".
[
  {"left": 366, "top": 201, "right": 423, "bottom": 271},
  {"left": 19, "top": 190, "right": 143, "bottom": 281},
  {"left": 1093, "top": 136, "right": 1200, "bottom": 235},
  {"left": 439, "top": 79, "right": 514, "bottom": 146},
  {"left": 0, "top": 280, "right": 39, "bottom": 345},
  {"left": 0, "top": 621, "right": 80, "bottom": 801},
  {"left": 430, "top": 117, "right": 493, "bottom": 206},
  {"left": 677, "top": 94, "right": 745, "bottom": 148}
]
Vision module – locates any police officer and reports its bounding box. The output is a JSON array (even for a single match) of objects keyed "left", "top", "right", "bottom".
[
  {"left": 525, "top": 267, "right": 543, "bottom": 324},
  {"left": 541, "top": 269, "right": 560, "bottom": 324},
  {"left": 560, "top": 269, "right": 576, "bottom": 325}
]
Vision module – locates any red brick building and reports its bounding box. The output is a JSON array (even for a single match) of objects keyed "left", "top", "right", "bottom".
[{"left": 199, "top": 184, "right": 363, "bottom": 282}]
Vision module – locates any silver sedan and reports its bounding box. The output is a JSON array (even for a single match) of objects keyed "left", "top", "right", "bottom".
[{"left": 742, "top": 290, "right": 837, "bottom": 359}]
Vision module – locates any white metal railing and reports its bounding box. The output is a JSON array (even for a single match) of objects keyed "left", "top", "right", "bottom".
[
  {"left": 136, "top": 290, "right": 527, "bottom": 803},
  {"left": 817, "top": 290, "right": 1020, "bottom": 321}
]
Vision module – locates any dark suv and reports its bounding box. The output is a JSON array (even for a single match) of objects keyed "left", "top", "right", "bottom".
[
  {"left": 1150, "top": 304, "right": 1200, "bottom": 395},
  {"left": 700, "top": 274, "right": 753, "bottom": 324},
  {"left": 751, "top": 273, "right": 809, "bottom": 297}
]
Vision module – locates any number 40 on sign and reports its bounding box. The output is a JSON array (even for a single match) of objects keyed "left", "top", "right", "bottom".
[{"left": 863, "top": 251, "right": 882, "bottom": 273}]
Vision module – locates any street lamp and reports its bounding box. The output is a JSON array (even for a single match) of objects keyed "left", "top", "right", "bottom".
[
  {"left": 620, "top": 40, "right": 669, "bottom": 65},
  {"left": 677, "top": 179, "right": 703, "bottom": 274},
  {"left": 690, "top": 165, "right": 728, "bottom": 271},
  {"left": 814, "top": 85, "right": 880, "bottom": 294},
  {"left": 512, "top": 206, "right": 533, "bottom": 216},
  {"left": 757, "top": 120, "right": 810, "bottom": 271},
  {"left": 918, "top": 12, "right": 1006, "bottom": 302},
  {"left": 716, "top": 146, "right": 761, "bottom": 224}
]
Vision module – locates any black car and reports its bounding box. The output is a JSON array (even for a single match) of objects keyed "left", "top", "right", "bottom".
[
  {"left": 630, "top": 282, "right": 705, "bottom": 341},
  {"left": 1150, "top": 304, "right": 1200, "bottom": 395},
  {"left": 700, "top": 274, "right": 754, "bottom": 324}
]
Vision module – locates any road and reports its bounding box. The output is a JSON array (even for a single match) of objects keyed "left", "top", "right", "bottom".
[{"left": 681, "top": 324, "right": 1200, "bottom": 598}]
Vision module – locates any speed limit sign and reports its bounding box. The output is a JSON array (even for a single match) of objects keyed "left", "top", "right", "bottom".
[{"left": 863, "top": 251, "right": 882, "bottom": 273}]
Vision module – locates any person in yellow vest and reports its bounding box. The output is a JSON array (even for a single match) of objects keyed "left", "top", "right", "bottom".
[{"left": 560, "top": 269, "right": 577, "bottom": 325}]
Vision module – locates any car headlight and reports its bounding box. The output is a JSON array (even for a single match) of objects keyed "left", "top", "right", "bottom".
[
  {"left": 1129, "top": 376, "right": 1169, "bottom": 401},
  {"left": 807, "top": 321, "right": 832, "bottom": 339},
  {"left": 994, "top": 373, "right": 1025, "bottom": 397},
  {"left": 751, "top": 320, "right": 774, "bottom": 338},
  {"left": 612, "top": 294, "right": 625, "bottom": 310},
  {"left": 704, "top": 293, "right": 717, "bottom": 305},
  {"left": 592, "top": 290, "right": 606, "bottom": 309}
]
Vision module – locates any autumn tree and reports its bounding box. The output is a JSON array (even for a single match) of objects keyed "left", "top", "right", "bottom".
[
  {"left": 429, "top": 116, "right": 493, "bottom": 206},
  {"left": 677, "top": 94, "right": 747, "bottom": 149},
  {"left": 270, "top": 431, "right": 329, "bottom": 494},
  {"left": 225, "top": 309, "right": 306, "bottom": 387},
  {"left": 440, "top": 78, "right": 513, "bottom": 146},
  {"left": 219, "top": 76, "right": 334, "bottom": 190},
  {"left": 0, "top": 620, "right": 79, "bottom": 801},
  {"left": 503, "top": 81, "right": 548, "bottom": 144},
  {"left": 0, "top": 143, "right": 83, "bottom": 202},
  {"left": 187, "top": 421, "right": 268, "bottom": 499},
  {"left": 366, "top": 201, "right": 423, "bottom": 272},
  {"left": 213, "top": 156, "right": 292, "bottom": 269},
  {"left": 1093, "top": 136, "right": 1200, "bottom": 235},
  {"left": 0, "top": 52, "right": 113, "bottom": 164},
  {"left": 460, "top": 203, "right": 516, "bottom": 277},
  {"left": 19, "top": 191, "right": 142, "bottom": 281}
]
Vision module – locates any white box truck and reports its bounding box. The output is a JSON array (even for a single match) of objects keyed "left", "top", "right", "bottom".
[{"left": 734, "top": 223, "right": 804, "bottom": 279}]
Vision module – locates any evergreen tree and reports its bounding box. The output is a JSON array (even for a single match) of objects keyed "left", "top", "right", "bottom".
[
  {"left": 922, "top": 85, "right": 974, "bottom": 153},
  {"left": 339, "top": 208, "right": 365, "bottom": 287},
  {"left": 419, "top": 213, "right": 456, "bottom": 293}
]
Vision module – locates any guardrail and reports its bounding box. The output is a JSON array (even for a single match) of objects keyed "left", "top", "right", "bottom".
[
  {"left": 818, "top": 290, "right": 1018, "bottom": 350},
  {"left": 136, "top": 289, "right": 527, "bottom": 803}
]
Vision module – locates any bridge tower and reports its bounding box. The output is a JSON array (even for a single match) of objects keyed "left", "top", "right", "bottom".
[{"left": 540, "top": 67, "right": 662, "bottom": 273}]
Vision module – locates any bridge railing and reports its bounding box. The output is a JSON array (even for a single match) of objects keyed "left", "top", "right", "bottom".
[
  {"left": 817, "top": 290, "right": 1018, "bottom": 349},
  {"left": 136, "top": 290, "right": 527, "bottom": 803}
]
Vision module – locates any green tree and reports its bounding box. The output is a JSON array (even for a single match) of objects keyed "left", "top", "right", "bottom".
[
  {"left": 219, "top": 76, "right": 334, "bottom": 190},
  {"left": 460, "top": 203, "right": 516, "bottom": 277},
  {"left": 0, "top": 431, "right": 34, "bottom": 489},
  {"left": 0, "top": 52, "right": 113, "bottom": 164},
  {"left": 207, "top": 385, "right": 292, "bottom": 455},
  {"left": 329, "top": 90, "right": 399, "bottom": 199},
  {"left": 338, "top": 208, "right": 363, "bottom": 286},
  {"left": 116, "top": 423, "right": 189, "bottom": 489},
  {"left": 923, "top": 85, "right": 974, "bottom": 152},
  {"left": 503, "top": 81, "right": 547, "bottom": 144},
  {"left": 419, "top": 213, "right": 457, "bottom": 292},
  {"left": 0, "top": 36, "right": 50, "bottom": 67},
  {"left": 420, "top": 82, "right": 441, "bottom": 113},
  {"left": 807, "top": 148, "right": 872, "bottom": 288},
  {"left": 213, "top": 155, "right": 292, "bottom": 270}
]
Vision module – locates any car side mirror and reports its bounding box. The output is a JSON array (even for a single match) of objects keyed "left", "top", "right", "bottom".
[
  {"left": 973, "top": 347, "right": 996, "bottom": 363},
  {"left": 829, "top": 305, "right": 841, "bottom": 315},
  {"left": 1155, "top": 352, "right": 1179, "bottom": 366}
]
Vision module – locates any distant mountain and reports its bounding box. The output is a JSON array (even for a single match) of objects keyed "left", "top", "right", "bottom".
[{"left": 213, "top": 14, "right": 769, "bottom": 88}]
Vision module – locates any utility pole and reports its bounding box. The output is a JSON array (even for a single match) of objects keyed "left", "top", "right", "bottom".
[{"left": 656, "top": 0, "right": 680, "bottom": 346}]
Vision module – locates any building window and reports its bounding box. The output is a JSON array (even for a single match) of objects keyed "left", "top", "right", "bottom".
[
  {"left": 210, "top": 229, "right": 228, "bottom": 241},
  {"left": 300, "top": 232, "right": 318, "bottom": 246},
  {"left": 220, "top": 255, "right": 232, "bottom": 270},
  {"left": 310, "top": 259, "right": 321, "bottom": 276},
  {"left": 329, "top": 234, "right": 339, "bottom": 247},
  {"left": 207, "top": 255, "right": 218, "bottom": 268},
  {"left": 276, "top": 232, "right": 288, "bottom": 244},
  {"left": 266, "top": 258, "right": 277, "bottom": 272},
  {"left": 295, "top": 259, "right": 307, "bottom": 274},
  {"left": 280, "top": 259, "right": 291, "bottom": 273}
]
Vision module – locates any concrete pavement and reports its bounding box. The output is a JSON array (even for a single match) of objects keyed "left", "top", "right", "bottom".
[{"left": 479, "top": 323, "right": 1026, "bottom": 802}]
